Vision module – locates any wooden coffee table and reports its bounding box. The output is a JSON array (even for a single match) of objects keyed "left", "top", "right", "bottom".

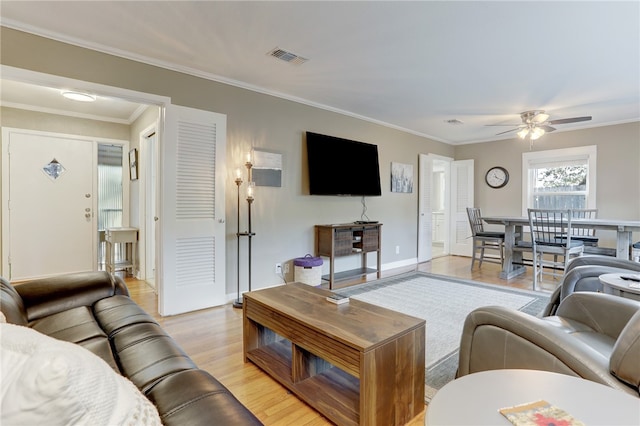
[{"left": 243, "top": 283, "right": 425, "bottom": 426}]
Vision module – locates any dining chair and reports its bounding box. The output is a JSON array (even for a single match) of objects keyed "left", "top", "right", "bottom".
[
  {"left": 571, "top": 209, "right": 617, "bottom": 256},
  {"left": 570, "top": 209, "right": 599, "bottom": 246},
  {"left": 466, "top": 207, "right": 504, "bottom": 270},
  {"left": 528, "top": 209, "right": 584, "bottom": 290}
]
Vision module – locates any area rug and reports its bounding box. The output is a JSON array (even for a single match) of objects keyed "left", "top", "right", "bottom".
[{"left": 334, "top": 271, "right": 549, "bottom": 402}]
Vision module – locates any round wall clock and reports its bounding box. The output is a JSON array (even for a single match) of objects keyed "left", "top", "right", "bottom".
[{"left": 485, "top": 166, "right": 509, "bottom": 188}]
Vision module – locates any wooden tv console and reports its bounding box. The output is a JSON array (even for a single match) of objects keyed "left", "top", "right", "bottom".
[
  {"left": 243, "top": 283, "right": 425, "bottom": 426},
  {"left": 315, "top": 222, "right": 382, "bottom": 288}
]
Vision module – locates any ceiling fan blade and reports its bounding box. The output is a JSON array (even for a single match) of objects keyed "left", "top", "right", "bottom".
[
  {"left": 548, "top": 116, "right": 592, "bottom": 125},
  {"left": 495, "top": 128, "right": 520, "bottom": 135},
  {"left": 485, "top": 123, "right": 523, "bottom": 127},
  {"left": 532, "top": 113, "right": 550, "bottom": 123},
  {"left": 540, "top": 125, "right": 557, "bottom": 132}
]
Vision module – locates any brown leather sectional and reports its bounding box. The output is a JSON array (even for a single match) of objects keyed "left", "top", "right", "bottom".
[{"left": 1, "top": 271, "right": 262, "bottom": 425}]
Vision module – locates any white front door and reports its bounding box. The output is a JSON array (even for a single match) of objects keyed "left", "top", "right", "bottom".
[
  {"left": 2, "top": 129, "right": 95, "bottom": 280},
  {"left": 449, "top": 159, "right": 474, "bottom": 256},
  {"left": 158, "top": 105, "right": 227, "bottom": 315}
]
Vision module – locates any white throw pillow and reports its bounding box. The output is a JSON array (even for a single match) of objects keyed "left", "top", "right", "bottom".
[{"left": 0, "top": 323, "right": 162, "bottom": 426}]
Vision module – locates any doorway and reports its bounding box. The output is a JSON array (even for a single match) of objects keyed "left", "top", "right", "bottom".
[
  {"left": 1, "top": 128, "right": 128, "bottom": 280},
  {"left": 431, "top": 159, "right": 449, "bottom": 258},
  {"left": 418, "top": 154, "right": 452, "bottom": 262},
  {"left": 418, "top": 155, "right": 474, "bottom": 263},
  {"left": 97, "top": 144, "right": 125, "bottom": 271}
]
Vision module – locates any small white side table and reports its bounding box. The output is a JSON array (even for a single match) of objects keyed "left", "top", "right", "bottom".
[
  {"left": 105, "top": 227, "right": 138, "bottom": 276},
  {"left": 427, "top": 369, "right": 640, "bottom": 425},
  {"left": 599, "top": 273, "right": 640, "bottom": 301}
]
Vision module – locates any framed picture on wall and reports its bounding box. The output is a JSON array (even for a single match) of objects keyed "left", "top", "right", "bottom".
[
  {"left": 391, "top": 162, "right": 413, "bottom": 193},
  {"left": 129, "top": 148, "right": 138, "bottom": 181},
  {"left": 252, "top": 149, "right": 282, "bottom": 187}
]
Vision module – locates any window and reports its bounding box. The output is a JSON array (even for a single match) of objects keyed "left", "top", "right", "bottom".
[
  {"left": 97, "top": 144, "right": 124, "bottom": 269},
  {"left": 522, "top": 146, "right": 597, "bottom": 213}
]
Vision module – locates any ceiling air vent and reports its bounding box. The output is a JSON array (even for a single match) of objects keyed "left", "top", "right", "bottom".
[
  {"left": 268, "top": 47, "right": 308, "bottom": 65},
  {"left": 445, "top": 119, "right": 464, "bottom": 126}
]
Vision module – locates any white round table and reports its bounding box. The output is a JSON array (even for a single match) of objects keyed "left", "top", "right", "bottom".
[
  {"left": 599, "top": 273, "right": 640, "bottom": 301},
  {"left": 426, "top": 369, "right": 640, "bottom": 425}
]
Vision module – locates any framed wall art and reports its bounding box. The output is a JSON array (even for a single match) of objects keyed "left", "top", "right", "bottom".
[
  {"left": 252, "top": 149, "right": 282, "bottom": 187},
  {"left": 391, "top": 162, "right": 413, "bottom": 193},
  {"left": 129, "top": 148, "right": 138, "bottom": 181}
]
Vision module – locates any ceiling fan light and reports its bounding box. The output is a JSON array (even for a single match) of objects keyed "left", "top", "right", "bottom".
[
  {"left": 62, "top": 91, "right": 96, "bottom": 102},
  {"left": 517, "top": 128, "right": 529, "bottom": 139},
  {"left": 531, "top": 127, "right": 545, "bottom": 140}
]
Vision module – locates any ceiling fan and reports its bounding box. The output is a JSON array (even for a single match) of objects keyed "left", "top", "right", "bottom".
[{"left": 488, "top": 110, "right": 592, "bottom": 144}]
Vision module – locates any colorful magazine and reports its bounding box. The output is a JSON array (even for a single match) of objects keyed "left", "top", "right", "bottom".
[{"left": 499, "top": 400, "right": 585, "bottom": 426}]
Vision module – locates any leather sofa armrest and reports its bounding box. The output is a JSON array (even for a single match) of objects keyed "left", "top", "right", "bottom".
[
  {"left": 610, "top": 310, "right": 640, "bottom": 392},
  {"left": 556, "top": 292, "right": 640, "bottom": 340},
  {"left": 457, "top": 306, "right": 629, "bottom": 389},
  {"left": 14, "top": 271, "right": 129, "bottom": 322},
  {"left": 1, "top": 276, "right": 28, "bottom": 325}
]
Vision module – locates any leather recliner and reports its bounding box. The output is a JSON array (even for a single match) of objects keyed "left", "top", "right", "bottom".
[
  {"left": 543, "top": 255, "right": 640, "bottom": 316},
  {"left": 457, "top": 291, "right": 640, "bottom": 397}
]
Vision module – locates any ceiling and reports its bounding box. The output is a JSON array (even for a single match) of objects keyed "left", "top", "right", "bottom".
[{"left": 1, "top": 1, "right": 639, "bottom": 144}]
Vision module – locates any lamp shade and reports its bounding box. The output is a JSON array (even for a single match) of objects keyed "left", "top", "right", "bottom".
[
  {"left": 531, "top": 127, "right": 545, "bottom": 140},
  {"left": 517, "top": 128, "right": 529, "bottom": 139}
]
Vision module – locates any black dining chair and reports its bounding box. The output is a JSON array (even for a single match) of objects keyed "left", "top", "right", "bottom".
[
  {"left": 466, "top": 207, "right": 505, "bottom": 270},
  {"left": 571, "top": 209, "right": 617, "bottom": 256},
  {"left": 528, "top": 209, "right": 584, "bottom": 290}
]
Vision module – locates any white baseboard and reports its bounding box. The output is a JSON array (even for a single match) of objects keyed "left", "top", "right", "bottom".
[
  {"left": 225, "top": 258, "right": 420, "bottom": 303},
  {"left": 381, "top": 258, "right": 418, "bottom": 271},
  {"left": 225, "top": 281, "right": 286, "bottom": 304}
]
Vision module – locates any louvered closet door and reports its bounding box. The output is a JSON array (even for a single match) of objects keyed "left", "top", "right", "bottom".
[
  {"left": 449, "top": 159, "right": 474, "bottom": 257},
  {"left": 159, "top": 105, "right": 226, "bottom": 315}
]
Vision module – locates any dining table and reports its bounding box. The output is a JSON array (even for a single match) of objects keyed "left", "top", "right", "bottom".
[{"left": 482, "top": 216, "right": 640, "bottom": 279}]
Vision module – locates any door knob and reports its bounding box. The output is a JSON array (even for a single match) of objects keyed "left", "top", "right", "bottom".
[
  {"left": 85, "top": 208, "right": 91, "bottom": 212},
  {"left": 154, "top": 217, "right": 159, "bottom": 221},
  {"left": 85, "top": 213, "right": 91, "bottom": 218}
]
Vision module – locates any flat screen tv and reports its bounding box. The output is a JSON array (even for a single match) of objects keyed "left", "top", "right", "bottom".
[{"left": 306, "top": 131, "right": 382, "bottom": 196}]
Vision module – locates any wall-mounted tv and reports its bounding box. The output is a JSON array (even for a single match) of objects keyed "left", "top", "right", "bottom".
[{"left": 306, "top": 131, "right": 382, "bottom": 196}]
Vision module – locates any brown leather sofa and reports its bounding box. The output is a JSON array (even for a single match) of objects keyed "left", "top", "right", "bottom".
[
  {"left": 1, "top": 272, "right": 262, "bottom": 425},
  {"left": 457, "top": 291, "right": 640, "bottom": 398}
]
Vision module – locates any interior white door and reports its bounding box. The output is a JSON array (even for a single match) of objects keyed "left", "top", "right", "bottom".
[
  {"left": 143, "top": 131, "right": 158, "bottom": 288},
  {"left": 449, "top": 159, "right": 474, "bottom": 256},
  {"left": 158, "top": 105, "right": 227, "bottom": 315},
  {"left": 417, "top": 154, "right": 433, "bottom": 262},
  {"left": 2, "top": 129, "right": 95, "bottom": 280}
]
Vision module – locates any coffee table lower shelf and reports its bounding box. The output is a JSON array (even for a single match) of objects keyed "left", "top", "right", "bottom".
[{"left": 246, "top": 340, "right": 360, "bottom": 425}]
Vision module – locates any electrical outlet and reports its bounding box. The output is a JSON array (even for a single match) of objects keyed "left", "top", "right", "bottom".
[
  {"left": 275, "top": 263, "right": 282, "bottom": 274},
  {"left": 283, "top": 263, "right": 290, "bottom": 273},
  {"left": 396, "top": 245, "right": 400, "bottom": 254}
]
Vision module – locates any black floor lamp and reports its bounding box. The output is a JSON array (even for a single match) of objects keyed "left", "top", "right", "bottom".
[{"left": 233, "top": 152, "right": 255, "bottom": 309}]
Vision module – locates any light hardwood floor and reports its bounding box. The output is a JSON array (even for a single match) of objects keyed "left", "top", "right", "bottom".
[{"left": 125, "top": 255, "right": 550, "bottom": 425}]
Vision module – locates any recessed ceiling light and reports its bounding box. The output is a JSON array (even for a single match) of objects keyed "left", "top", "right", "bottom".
[{"left": 62, "top": 91, "right": 96, "bottom": 102}]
